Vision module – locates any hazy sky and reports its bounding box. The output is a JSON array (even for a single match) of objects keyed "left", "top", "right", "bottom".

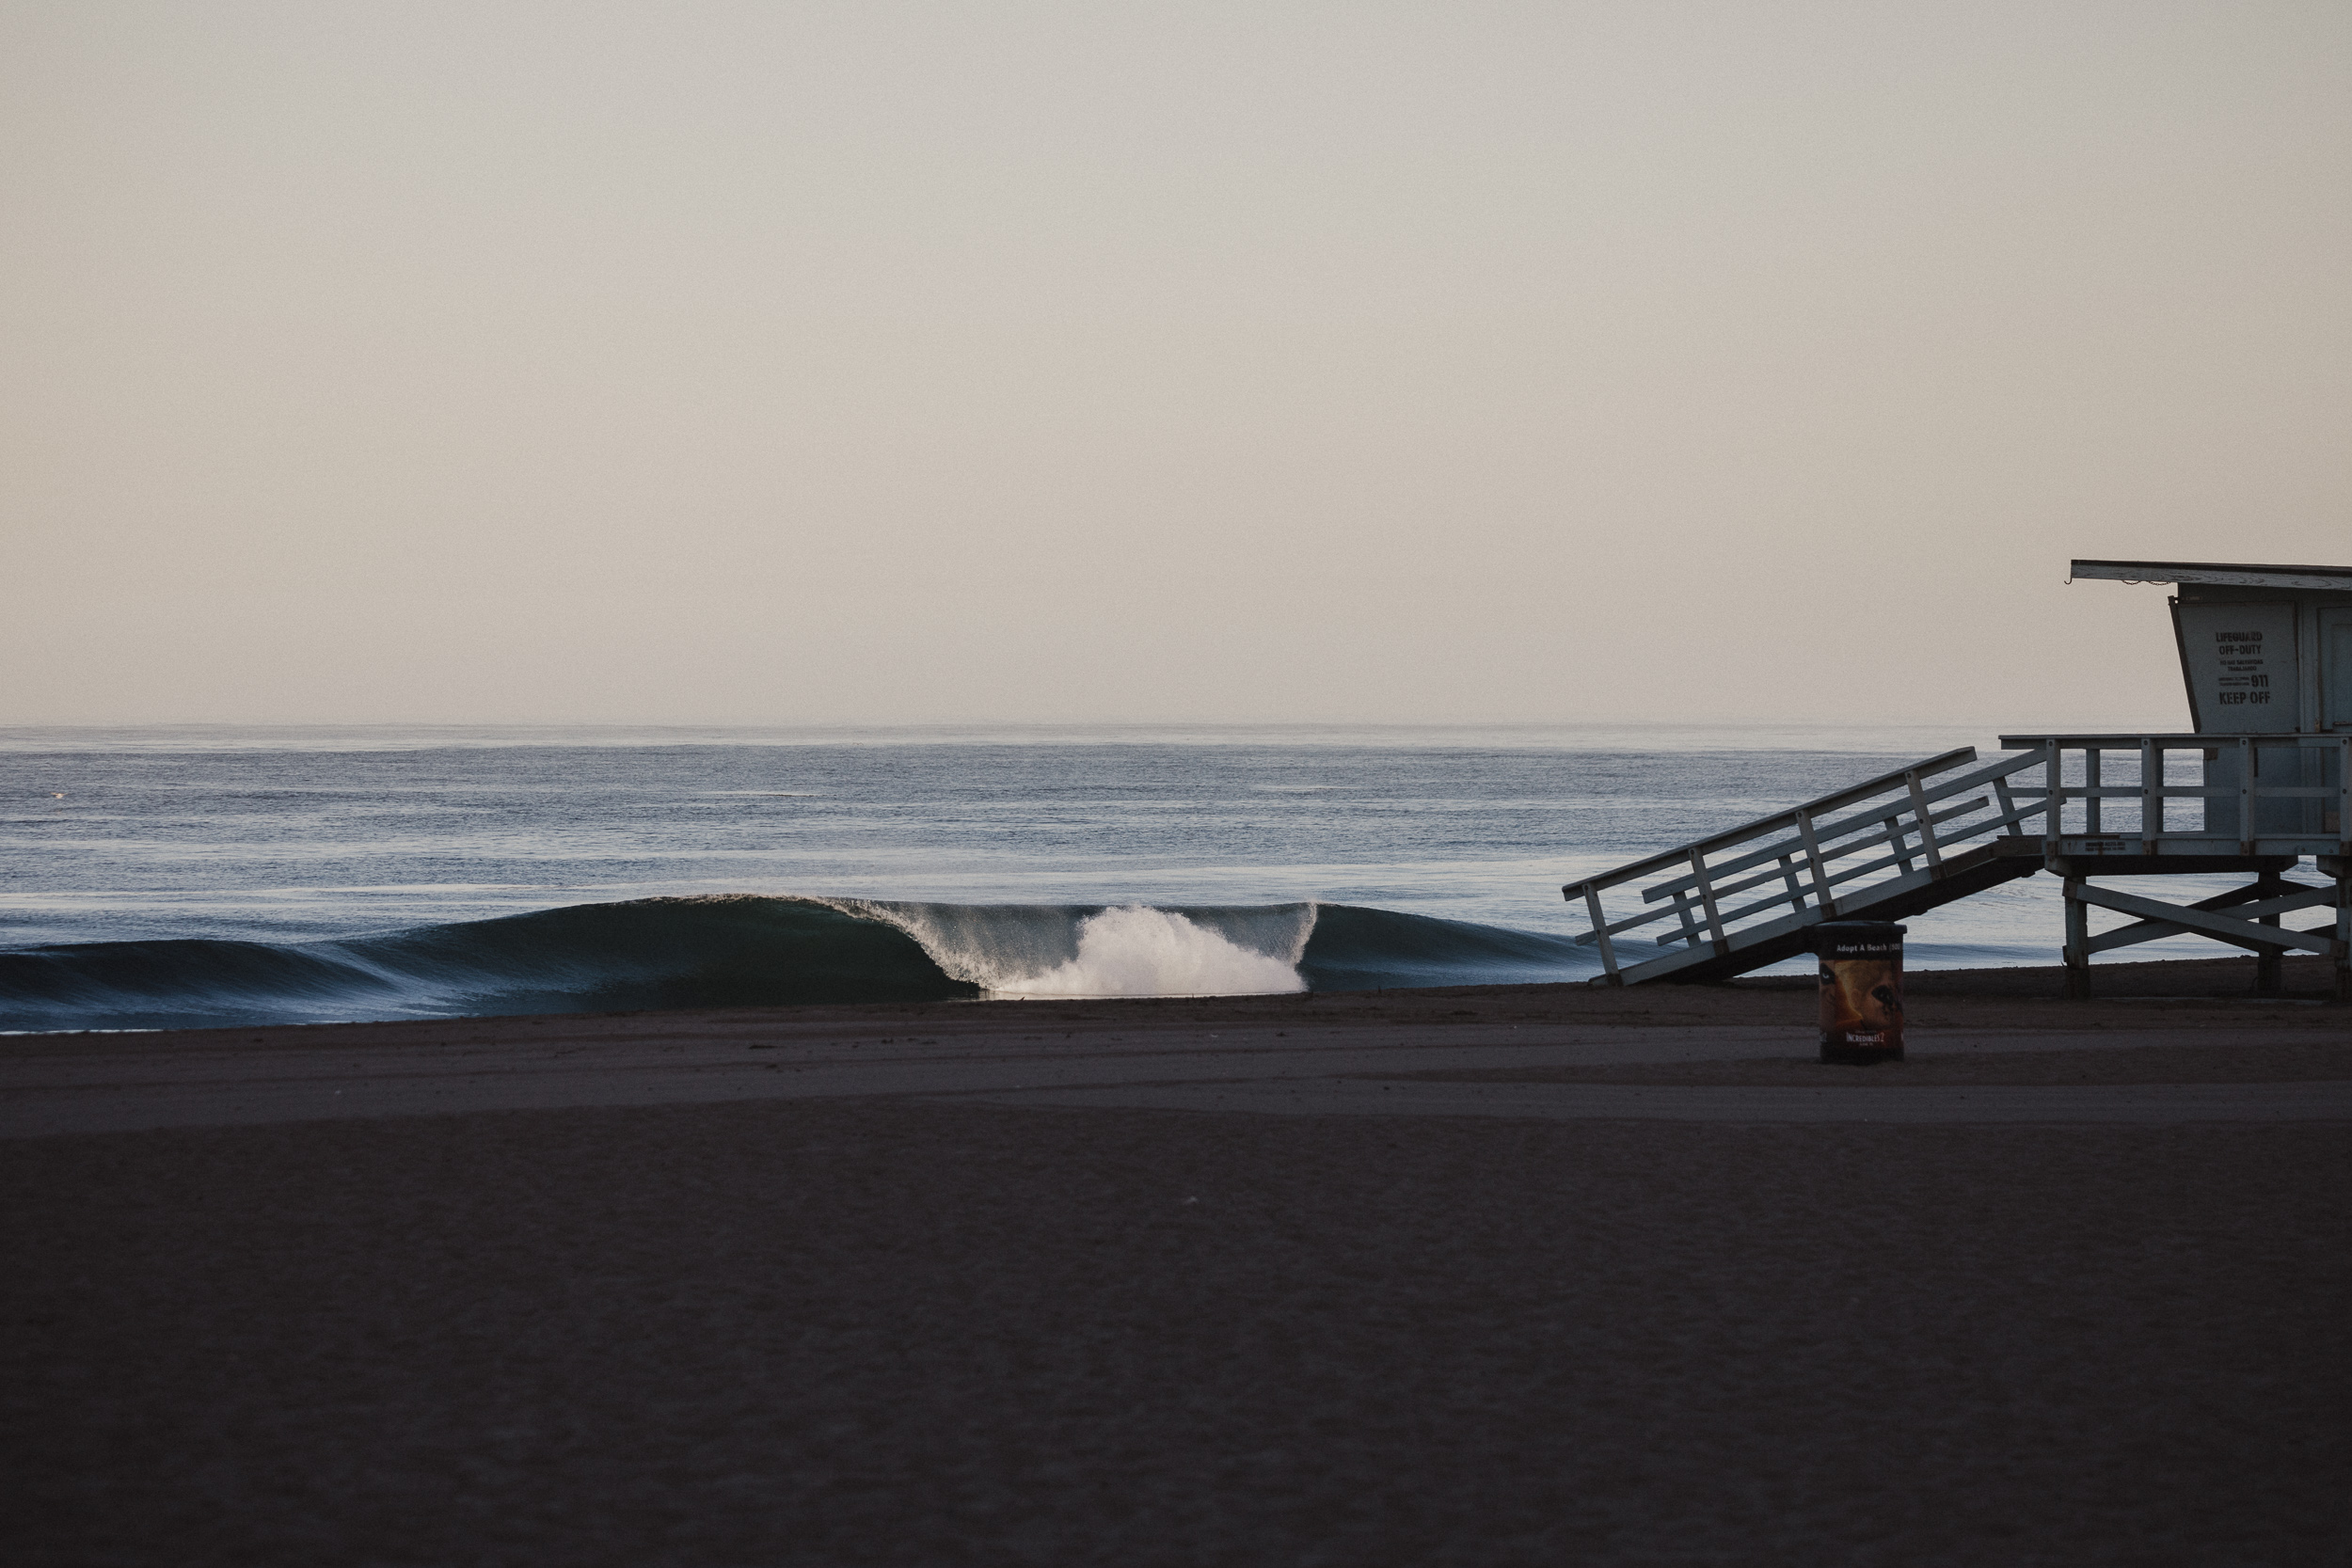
[{"left": 5, "top": 1, "right": 2346, "bottom": 727}]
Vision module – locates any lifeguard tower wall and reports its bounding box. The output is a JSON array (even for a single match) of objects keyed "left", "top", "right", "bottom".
[{"left": 1565, "top": 558, "right": 2352, "bottom": 1000}]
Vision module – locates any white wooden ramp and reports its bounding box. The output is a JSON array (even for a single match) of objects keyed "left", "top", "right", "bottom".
[{"left": 1565, "top": 748, "right": 2051, "bottom": 985}]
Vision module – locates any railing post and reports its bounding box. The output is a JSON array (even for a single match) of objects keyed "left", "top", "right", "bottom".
[
  {"left": 2140, "top": 738, "right": 2160, "bottom": 845},
  {"left": 2086, "top": 748, "right": 2103, "bottom": 836},
  {"left": 1687, "top": 847, "right": 1727, "bottom": 955},
  {"left": 1795, "top": 808, "right": 1836, "bottom": 918},
  {"left": 2302, "top": 741, "right": 2322, "bottom": 838},
  {"left": 2044, "top": 741, "right": 2061, "bottom": 839},
  {"left": 1581, "top": 883, "right": 1621, "bottom": 983},
  {"left": 1902, "top": 768, "right": 1945, "bottom": 871}
]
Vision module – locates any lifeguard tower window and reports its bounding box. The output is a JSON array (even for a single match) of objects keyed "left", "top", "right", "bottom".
[{"left": 2175, "top": 599, "right": 2298, "bottom": 732}]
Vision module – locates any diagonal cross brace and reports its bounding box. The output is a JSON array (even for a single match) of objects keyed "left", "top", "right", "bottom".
[
  {"left": 2072, "top": 881, "right": 2346, "bottom": 958},
  {"left": 2082, "top": 879, "right": 2338, "bottom": 956}
]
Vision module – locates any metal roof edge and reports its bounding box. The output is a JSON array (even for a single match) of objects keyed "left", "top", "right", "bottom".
[{"left": 2070, "top": 559, "right": 2352, "bottom": 593}]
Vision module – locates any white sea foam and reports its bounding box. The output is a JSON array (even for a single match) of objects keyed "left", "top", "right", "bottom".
[
  {"left": 988, "top": 906, "right": 1307, "bottom": 998},
  {"left": 832, "top": 899, "right": 1315, "bottom": 998}
]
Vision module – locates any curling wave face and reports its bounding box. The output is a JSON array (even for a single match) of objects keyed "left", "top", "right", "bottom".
[{"left": 0, "top": 895, "right": 1589, "bottom": 1033}]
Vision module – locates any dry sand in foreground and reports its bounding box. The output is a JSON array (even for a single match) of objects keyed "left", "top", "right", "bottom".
[{"left": 6, "top": 1105, "right": 2346, "bottom": 1568}]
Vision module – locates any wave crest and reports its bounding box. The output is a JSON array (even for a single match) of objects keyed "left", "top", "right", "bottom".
[
  {"left": 832, "top": 900, "right": 1315, "bottom": 998},
  {"left": 987, "top": 906, "right": 1308, "bottom": 998},
  {"left": 0, "top": 895, "right": 1584, "bottom": 1032}
]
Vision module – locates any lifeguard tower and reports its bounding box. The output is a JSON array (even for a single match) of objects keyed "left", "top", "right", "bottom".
[{"left": 1564, "top": 558, "right": 2352, "bottom": 1001}]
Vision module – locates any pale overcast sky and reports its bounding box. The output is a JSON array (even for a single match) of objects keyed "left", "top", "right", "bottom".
[{"left": 5, "top": 1, "right": 2346, "bottom": 727}]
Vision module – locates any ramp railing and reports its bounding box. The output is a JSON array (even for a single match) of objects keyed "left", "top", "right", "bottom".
[
  {"left": 1995, "top": 733, "right": 2351, "bottom": 854},
  {"left": 1564, "top": 747, "right": 2055, "bottom": 985}
]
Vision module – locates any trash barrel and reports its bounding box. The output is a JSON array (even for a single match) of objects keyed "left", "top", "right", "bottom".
[{"left": 1812, "top": 921, "right": 1906, "bottom": 1064}]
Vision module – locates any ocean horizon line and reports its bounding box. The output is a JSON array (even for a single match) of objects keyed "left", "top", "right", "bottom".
[{"left": 0, "top": 716, "right": 2175, "bottom": 754}]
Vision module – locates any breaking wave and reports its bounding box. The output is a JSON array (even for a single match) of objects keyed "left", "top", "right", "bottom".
[{"left": 0, "top": 895, "right": 1589, "bottom": 1033}]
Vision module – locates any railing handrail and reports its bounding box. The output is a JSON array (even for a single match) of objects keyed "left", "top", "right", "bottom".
[
  {"left": 1642, "top": 791, "right": 1993, "bottom": 909},
  {"left": 1578, "top": 747, "right": 1979, "bottom": 887},
  {"left": 1996, "top": 733, "right": 2350, "bottom": 747},
  {"left": 1563, "top": 747, "right": 2053, "bottom": 961},
  {"left": 1686, "top": 750, "right": 2051, "bottom": 885},
  {"left": 1999, "top": 732, "right": 2350, "bottom": 853}
]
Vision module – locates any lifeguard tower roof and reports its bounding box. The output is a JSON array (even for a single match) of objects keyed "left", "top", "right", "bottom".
[{"left": 2073, "top": 559, "right": 2352, "bottom": 593}]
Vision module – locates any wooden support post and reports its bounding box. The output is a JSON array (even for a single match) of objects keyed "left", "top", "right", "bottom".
[
  {"left": 2337, "top": 864, "right": 2351, "bottom": 1006},
  {"left": 1778, "top": 852, "right": 1807, "bottom": 911},
  {"left": 2085, "top": 748, "right": 2103, "bottom": 836},
  {"left": 2340, "top": 738, "right": 2351, "bottom": 1005},
  {"left": 2239, "top": 737, "right": 2255, "bottom": 853},
  {"left": 2063, "top": 876, "right": 2090, "bottom": 1000},
  {"left": 2340, "top": 736, "right": 2351, "bottom": 849},
  {"left": 2140, "top": 738, "right": 2160, "bottom": 845},
  {"left": 2255, "top": 867, "right": 2283, "bottom": 996},
  {"left": 1581, "top": 883, "right": 1622, "bottom": 984}
]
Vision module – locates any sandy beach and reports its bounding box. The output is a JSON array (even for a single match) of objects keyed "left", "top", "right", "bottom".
[{"left": 6, "top": 955, "right": 2348, "bottom": 1565}]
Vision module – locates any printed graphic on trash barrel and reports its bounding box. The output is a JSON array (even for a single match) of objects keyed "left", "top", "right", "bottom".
[{"left": 1812, "top": 921, "right": 1905, "bottom": 1063}]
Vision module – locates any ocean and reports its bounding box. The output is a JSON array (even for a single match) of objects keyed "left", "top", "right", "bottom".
[{"left": 0, "top": 722, "right": 2226, "bottom": 1032}]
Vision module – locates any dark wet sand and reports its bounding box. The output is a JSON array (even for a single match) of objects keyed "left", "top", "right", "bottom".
[
  {"left": 1395, "top": 1035, "right": 2352, "bottom": 1086},
  {"left": 5, "top": 954, "right": 2349, "bottom": 1565}
]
